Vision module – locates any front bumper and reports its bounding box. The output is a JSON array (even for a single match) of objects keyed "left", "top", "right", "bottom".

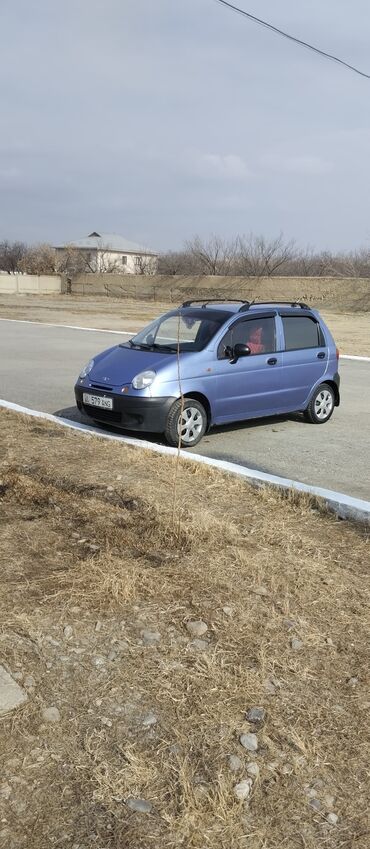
[{"left": 75, "top": 386, "right": 174, "bottom": 433}]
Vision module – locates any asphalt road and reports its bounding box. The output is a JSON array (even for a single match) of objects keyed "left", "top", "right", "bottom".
[{"left": 0, "top": 319, "right": 369, "bottom": 501}]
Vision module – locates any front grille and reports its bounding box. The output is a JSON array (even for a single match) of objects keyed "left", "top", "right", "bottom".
[
  {"left": 82, "top": 404, "right": 121, "bottom": 423},
  {"left": 90, "top": 383, "right": 113, "bottom": 391}
]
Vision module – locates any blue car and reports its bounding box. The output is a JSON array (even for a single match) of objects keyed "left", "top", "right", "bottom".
[{"left": 75, "top": 300, "right": 340, "bottom": 447}]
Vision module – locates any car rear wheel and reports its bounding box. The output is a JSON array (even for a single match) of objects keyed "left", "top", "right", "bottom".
[
  {"left": 304, "top": 383, "right": 335, "bottom": 424},
  {"left": 165, "top": 398, "right": 207, "bottom": 448}
]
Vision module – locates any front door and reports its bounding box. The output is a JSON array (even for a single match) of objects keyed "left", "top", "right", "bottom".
[
  {"left": 279, "top": 313, "right": 329, "bottom": 410},
  {"left": 212, "top": 314, "right": 284, "bottom": 423}
]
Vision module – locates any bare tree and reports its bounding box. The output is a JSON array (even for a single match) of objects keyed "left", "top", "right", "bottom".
[
  {"left": 0, "top": 240, "right": 28, "bottom": 273},
  {"left": 134, "top": 255, "right": 158, "bottom": 275},
  {"left": 19, "top": 244, "right": 56, "bottom": 274},
  {"left": 284, "top": 247, "right": 318, "bottom": 277},
  {"left": 236, "top": 233, "right": 296, "bottom": 279},
  {"left": 185, "top": 235, "right": 239, "bottom": 275},
  {"left": 157, "top": 250, "right": 193, "bottom": 275},
  {"left": 55, "top": 245, "right": 94, "bottom": 276}
]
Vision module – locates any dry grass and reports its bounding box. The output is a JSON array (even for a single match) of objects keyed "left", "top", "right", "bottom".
[
  {"left": 0, "top": 409, "right": 369, "bottom": 849},
  {"left": 0, "top": 291, "right": 370, "bottom": 356}
]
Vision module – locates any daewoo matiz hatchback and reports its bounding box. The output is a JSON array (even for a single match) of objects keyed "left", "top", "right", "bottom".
[{"left": 75, "top": 300, "right": 340, "bottom": 447}]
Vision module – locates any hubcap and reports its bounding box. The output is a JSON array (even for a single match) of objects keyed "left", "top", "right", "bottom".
[
  {"left": 314, "top": 389, "right": 333, "bottom": 420},
  {"left": 178, "top": 406, "right": 204, "bottom": 444}
]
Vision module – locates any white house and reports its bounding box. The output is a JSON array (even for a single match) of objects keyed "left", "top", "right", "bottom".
[{"left": 54, "top": 231, "right": 158, "bottom": 274}]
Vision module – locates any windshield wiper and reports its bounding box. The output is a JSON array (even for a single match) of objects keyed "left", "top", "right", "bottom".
[
  {"left": 121, "top": 340, "right": 178, "bottom": 352},
  {"left": 151, "top": 343, "right": 178, "bottom": 352},
  {"left": 121, "top": 340, "right": 150, "bottom": 350}
]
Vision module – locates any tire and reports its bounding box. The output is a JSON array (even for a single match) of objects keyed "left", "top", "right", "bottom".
[
  {"left": 304, "top": 383, "right": 335, "bottom": 424},
  {"left": 165, "top": 398, "right": 207, "bottom": 448}
]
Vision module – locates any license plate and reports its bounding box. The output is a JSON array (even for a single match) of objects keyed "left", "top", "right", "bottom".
[{"left": 83, "top": 393, "right": 113, "bottom": 410}]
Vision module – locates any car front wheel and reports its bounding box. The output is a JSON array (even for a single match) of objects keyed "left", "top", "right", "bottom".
[
  {"left": 304, "top": 383, "right": 335, "bottom": 424},
  {"left": 165, "top": 398, "right": 207, "bottom": 448}
]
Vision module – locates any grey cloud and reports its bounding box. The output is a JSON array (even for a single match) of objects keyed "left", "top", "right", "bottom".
[{"left": 0, "top": 0, "right": 370, "bottom": 249}]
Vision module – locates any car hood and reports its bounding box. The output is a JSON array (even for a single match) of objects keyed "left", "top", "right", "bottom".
[{"left": 89, "top": 344, "right": 177, "bottom": 386}]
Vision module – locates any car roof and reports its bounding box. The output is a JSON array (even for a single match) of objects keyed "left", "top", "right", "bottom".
[{"left": 180, "top": 299, "right": 311, "bottom": 314}]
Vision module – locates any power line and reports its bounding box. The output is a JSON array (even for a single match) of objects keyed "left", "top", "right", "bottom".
[{"left": 213, "top": 0, "right": 370, "bottom": 79}]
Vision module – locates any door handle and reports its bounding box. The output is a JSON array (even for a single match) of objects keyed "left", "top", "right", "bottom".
[
  {"left": 317, "top": 351, "right": 326, "bottom": 359},
  {"left": 267, "top": 357, "right": 277, "bottom": 365}
]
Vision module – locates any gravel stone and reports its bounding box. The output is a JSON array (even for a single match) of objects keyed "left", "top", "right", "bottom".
[
  {"left": 42, "top": 706, "right": 61, "bottom": 723},
  {"left": 327, "top": 813, "right": 339, "bottom": 825},
  {"left": 246, "top": 762, "right": 260, "bottom": 779},
  {"left": 246, "top": 707, "right": 265, "bottom": 723},
  {"left": 239, "top": 733, "right": 258, "bottom": 753},
  {"left": 142, "top": 711, "right": 158, "bottom": 727},
  {"left": 92, "top": 655, "right": 106, "bottom": 667},
  {"left": 190, "top": 639, "right": 209, "bottom": 651},
  {"left": 0, "top": 782, "right": 12, "bottom": 800},
  {"left": 63, "top": 625, "right": 73, "bottom": 640},
  {"left": 234, "top": 779, "right": 253, "bottom": 801},
  {"left": 228, "top": 754, "right": 243, "bottom": 773},
  {"left": 23, "top": 676, "right": 36, "bottom": 689},
  {"left": 126, "top": 797, "right": 152, "bottom": 814},
  {"left": 112, "top": 639, "right": 129, "bottom": 652},
  {"left": 291, "top": 638, "right": 303, "bottom": 651},
  {"left": 264, "top": 676, "right": 280, "bottom": 695},
  {"left": 186, "top": 620, "right": 208, "bottom": 637},
  {"left": 309, "top": 798, "right": 321, "bottom": 811},
  {"left": 107, "top": 650, "right": 117, "bottom": 662},
  {"left": 0, "top": 665, "right": 28, "bottom": 716},
  {"left": 222, "top": 606, "right": 233, "bottom": 617},
  {"left": 141, "top": 629, "right": 161, "bottom": 646},
  {"left": 252, "top": 586, "right": 268, "bottom": 596}
]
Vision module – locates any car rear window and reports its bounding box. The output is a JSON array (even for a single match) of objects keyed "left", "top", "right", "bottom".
[{"left": 282, "top": 316, "right": 325, "bottom": 350}]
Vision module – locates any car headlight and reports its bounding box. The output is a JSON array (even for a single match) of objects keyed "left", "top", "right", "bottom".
[
  {"left": 79, "top": 358, "right": 95, "bottom": 378},
  {"left": 132, "top": 370, "right": 156, "bottom": 390}
]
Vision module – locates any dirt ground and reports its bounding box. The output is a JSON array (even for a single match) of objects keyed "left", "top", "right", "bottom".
[
  {"left": 0, "top": 409, "right": 369, "bottom": 849},
  {"left": 0, "top": 294, "right": 369, "bottom": 355}
]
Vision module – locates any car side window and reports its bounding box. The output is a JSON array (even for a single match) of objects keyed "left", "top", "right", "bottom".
[
  {"left": 282, "top": 316, "right": 325, "bottom": 350},
  {"left": 218, "top": 317, "right": 276, "bottom": 359}
]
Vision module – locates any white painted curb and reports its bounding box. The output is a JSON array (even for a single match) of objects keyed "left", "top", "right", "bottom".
[
  {"left": 340, "top": 354, "right": 370, "bottom": 362},
  {"left": 0, "top": 317, "right": 132, "bottom": 335},
  {"left": 1, "top": 397, "right": 369, "bottom": 524}
]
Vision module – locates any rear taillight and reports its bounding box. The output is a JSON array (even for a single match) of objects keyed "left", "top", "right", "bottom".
[{"left": 336, "top": 347, "right": 340, "bottom": 360}]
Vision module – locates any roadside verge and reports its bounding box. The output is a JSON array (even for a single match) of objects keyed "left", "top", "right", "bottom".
[{"left": 1, "top": 397, "right": 369, "bottom": 523}]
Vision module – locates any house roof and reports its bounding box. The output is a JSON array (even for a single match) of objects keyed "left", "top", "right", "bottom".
[{"left": 54, "top": 232, "right": 158, "bottom": 256}]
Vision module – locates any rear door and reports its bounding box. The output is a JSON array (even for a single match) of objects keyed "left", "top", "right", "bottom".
[
  {"left": 212, "top": 313, "right": 284, "bottom": 423},
  {"left": 280, "top": 312, "right": 329, "bottom": 410}
]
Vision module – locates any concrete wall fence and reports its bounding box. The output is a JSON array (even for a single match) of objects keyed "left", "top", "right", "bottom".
[
  {"left": 69, "top": 273, "right": 370, "bottom": 311},
  {"left": 1, "top": 272, "right": 369, "bottom": 311},
  {"left": 0, "top": 273, "right": 64, "bottom": 295}
]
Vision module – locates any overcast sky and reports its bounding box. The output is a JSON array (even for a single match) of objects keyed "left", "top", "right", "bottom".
[{"left": 0, "top": 0, "right": 369, "bottom": 251}]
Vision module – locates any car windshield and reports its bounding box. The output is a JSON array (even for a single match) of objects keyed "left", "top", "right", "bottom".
[{"left": 125, "top": 310, "right": 230, "bottom": 353}]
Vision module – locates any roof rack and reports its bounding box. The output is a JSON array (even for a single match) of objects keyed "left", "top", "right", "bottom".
[
  {"left": 180, "top": 298, "right": 309, "bottom": 312},
  {"left": 181, "top": 299, "right": 250, "bottom": 309},
  {"left": 247, "top": 301, "right": 309, "bottom": 310}
]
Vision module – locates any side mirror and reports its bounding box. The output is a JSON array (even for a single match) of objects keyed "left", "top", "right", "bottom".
[{"left": 233, "top": 343, "right": 251, "bottom": 360}]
